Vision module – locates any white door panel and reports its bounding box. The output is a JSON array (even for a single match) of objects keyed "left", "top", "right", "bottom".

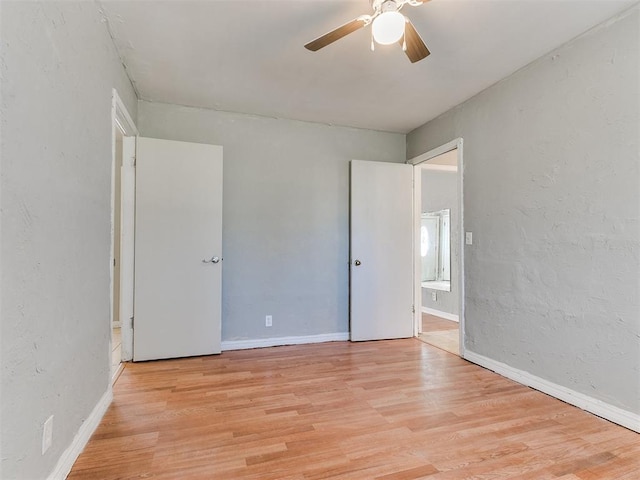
[
  {"left": 134, "top": 137, "right": 223, "bottom": 361},
  {"left": 350, "top": 160, "right": 414, "bottom": 341}
]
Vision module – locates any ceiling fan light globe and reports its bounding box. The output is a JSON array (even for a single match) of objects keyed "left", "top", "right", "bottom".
[{"left": 372, "top": 11, "right": 405, "bottom": 45}]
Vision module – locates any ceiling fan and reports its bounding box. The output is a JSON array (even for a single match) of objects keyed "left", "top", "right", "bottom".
[{"left": 304, "top": 0, "right": 431, "bottom": 63}]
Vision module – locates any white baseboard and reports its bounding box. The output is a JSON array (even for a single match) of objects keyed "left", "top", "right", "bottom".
[
  {"left": 222, "top": 332, "right": 350, "bottom": 351},
  {"left": 421, "top": 307, "right": 459, "bottom": 323},
  {"left": 464, "top": 350, "right": 640, "bottom": 433},
  {"left": 47, "top": 388, "right": 113, "bottom": 480}
]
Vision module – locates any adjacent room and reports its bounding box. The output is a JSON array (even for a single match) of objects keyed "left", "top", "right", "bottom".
[{"left": 1, "top": 1, "right": 639, "bottom": 479}]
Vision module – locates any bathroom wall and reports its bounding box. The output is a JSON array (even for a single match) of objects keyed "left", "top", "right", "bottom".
[{"left": 421, "top": 169, "right": 459, "bottom": 317}]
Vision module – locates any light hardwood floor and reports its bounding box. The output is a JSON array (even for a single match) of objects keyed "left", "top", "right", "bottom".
[
  {"left": 418, "top": 314, "right": 459, "bottom": 356},
  {"left": 69, "top": 339, "right": 640, "bottom": 479}
]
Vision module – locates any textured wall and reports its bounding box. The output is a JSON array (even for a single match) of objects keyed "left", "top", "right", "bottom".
[
  {"left": 408, "top": 7, "right": 639, "bottom": 414},
  {"left": 0, "top": 2, "right": 137, "bottom": 478},
  {"left": 421, "top": 170, "right": 459, "bottom": 316},
  {"left": 138, "top": 101, "right": 406, "bottom": 342}
]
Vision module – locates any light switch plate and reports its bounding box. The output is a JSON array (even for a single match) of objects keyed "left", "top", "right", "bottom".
[{"left": 465, "top": 232, "right": 473, "bottom": 245}]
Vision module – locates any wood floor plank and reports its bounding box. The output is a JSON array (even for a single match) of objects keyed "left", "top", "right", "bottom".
[
  {"left": 419, "top": 314, "right": 460, "bottom": 355},
  {"left": 69, "top": 339, "right": 640, "bottom": 479}
]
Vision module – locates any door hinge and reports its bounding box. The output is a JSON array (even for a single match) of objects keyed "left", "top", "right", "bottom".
[
  {"left": 130, "top": 316, "right": 134, "bottom": 328},
  {"left": 412, "top": 305, "right": 415, "bottom": 314},
  {"left": 113, "top": 258, "right": 116, "bottom": 267},
  {"left": 126, "top": 151, "right": 136, "bottom": 167}
]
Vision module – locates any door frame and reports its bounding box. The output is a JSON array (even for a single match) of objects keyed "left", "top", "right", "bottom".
[
  {"left": 408, "top": 138, "right": 465, "bottom": 357},
  {"left": 110, "top": 89, "right": 138, "bottom": 370}
]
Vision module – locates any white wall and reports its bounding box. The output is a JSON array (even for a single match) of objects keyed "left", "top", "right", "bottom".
[
  {"left": 0, "top": 2, "right": 137, "bottom": 478},
  {"left": 138, "top": 101, "right": 406, "bottom": 343},
  {"left": 408, "top": 7, "right": 639, "bottom": 415}
]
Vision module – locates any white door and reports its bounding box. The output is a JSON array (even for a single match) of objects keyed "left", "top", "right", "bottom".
[
  {"left": 350, "top": 160, "right": 414, "bottom": 341},
  {"left": 134, "top": 137, "right": 223, "bottom": 361}
]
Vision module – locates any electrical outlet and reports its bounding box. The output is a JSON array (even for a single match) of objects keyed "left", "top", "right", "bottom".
[
  {"left": 431, "top": 291, "right": 437, "bottom": 302},
  {"left": 465, "top": 232, "right": 473, "bottom": 245},
  {"left": 42, "top": 415, "right": 53, "bottom": 455},
  {"left": 265, "top": 315, "right": 272, "bottom": 327}
]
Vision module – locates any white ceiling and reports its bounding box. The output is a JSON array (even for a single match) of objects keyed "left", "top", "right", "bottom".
[{"left": 101, "top": 0, "right": 637, "bottom": 134}]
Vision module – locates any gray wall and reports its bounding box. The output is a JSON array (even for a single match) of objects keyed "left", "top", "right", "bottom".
[
  {"left": 0, "top": 2, "right": 137, "bottom": 479},
  {"left": 421, "top": 170, "right": 459, "bottom": 316},
  {"left": 137, "top": 101, "right": 406, "bottom": 342},
  {"left": 408, "top": 7, "right": 639, "bottom": 414}
]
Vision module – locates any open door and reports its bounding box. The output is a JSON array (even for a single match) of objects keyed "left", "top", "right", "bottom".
[
  {"left": 350, "top": 160, "right": 414, "bottom": 341},
  {"left": 133, "top": 137, "right": 223, "bottom": 361}
]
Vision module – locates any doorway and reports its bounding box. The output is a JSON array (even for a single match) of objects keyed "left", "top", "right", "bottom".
[
  {"left": 111, "top": 89, "right": 138, "bottom": 381},
  {"left": 410, "top": 139, "right": 464, "bottom": 357},
  {"left": 112, "top": 126, "right": 124, "bottom": 377}
]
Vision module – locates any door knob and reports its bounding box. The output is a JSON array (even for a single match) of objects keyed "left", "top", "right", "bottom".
[
  {"left": 202, "top": 256, "right": 221, "bottom": 264},
  {"left": 354, "top": 259, "right": 362, "bottom": 266}
]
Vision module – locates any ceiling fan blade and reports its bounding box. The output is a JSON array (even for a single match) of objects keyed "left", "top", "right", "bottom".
[
  {"left": 402, "top": 18, "right": 430, "bottom": 63},
  {"left": 305, "top": 17, "right": 368, "bottom": 52}
]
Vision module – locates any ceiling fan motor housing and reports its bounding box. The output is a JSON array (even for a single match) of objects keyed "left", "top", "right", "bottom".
[
  {"left": 371, "top": 0, "right": 400, "bottom": 13},
  {"left": 372, "top": 0, "right": 425, "bottom": 11}
]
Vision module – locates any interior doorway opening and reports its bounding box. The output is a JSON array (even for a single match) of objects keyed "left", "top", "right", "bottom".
[
  {"left": 112, "top": 126, "right": 124, "bottom": 379},
  {"left": 410, "top": 139, "right": 464, "bottom": 357},
  {"left": 111, "top": 89, "right": 138, "bottom": 382}
]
